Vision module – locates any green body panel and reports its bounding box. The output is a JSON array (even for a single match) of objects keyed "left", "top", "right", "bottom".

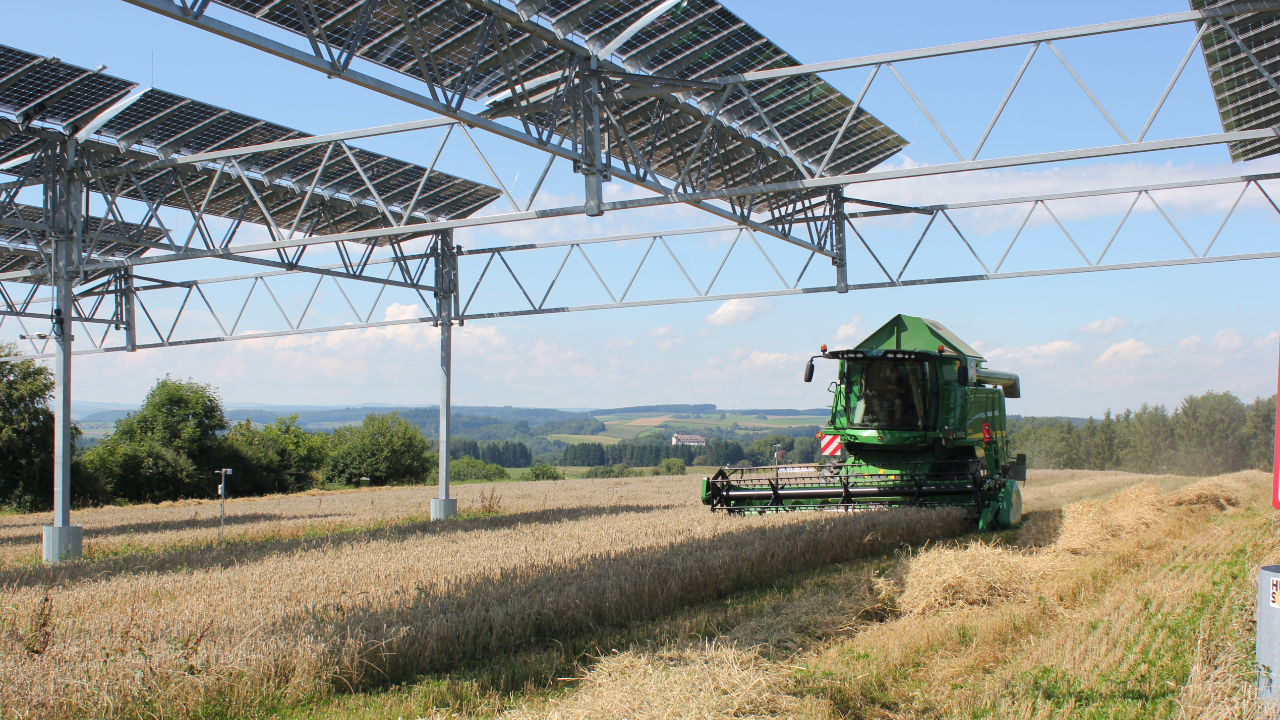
[{"left": 704, "top": 315, "right": 1025, "bottom": 530}]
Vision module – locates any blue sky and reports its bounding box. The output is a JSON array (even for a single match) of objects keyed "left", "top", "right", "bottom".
[{"left": 4, "top": 0, "right": 1280, "bottom": 417}]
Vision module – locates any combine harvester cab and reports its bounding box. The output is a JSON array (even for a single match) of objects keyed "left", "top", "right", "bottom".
[{"left": 702, "top": 315, "right": 1027, "bottom": 530}]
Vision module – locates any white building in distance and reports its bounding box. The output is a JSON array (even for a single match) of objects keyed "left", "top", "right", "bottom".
[{"left": 672, "top": 433, "right": 707, "bottom": 446}]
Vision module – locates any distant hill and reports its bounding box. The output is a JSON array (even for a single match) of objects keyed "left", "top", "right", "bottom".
[
  {"left": 80, "top": 409, "right": 136, "bottom": 423},
  {"left": 732, "top": 408, "right": 829, "bottom": 416},
  {"left": 593, "top": 404, "right": 717, "bottom": 415}
]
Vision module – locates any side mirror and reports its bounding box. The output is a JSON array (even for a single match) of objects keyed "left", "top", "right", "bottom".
[
  {"left": 957, "top": 366, "right": 969, "bottom": 386},
  {"left": 803, "top": 359, "right": 815, "bottom": 383}
]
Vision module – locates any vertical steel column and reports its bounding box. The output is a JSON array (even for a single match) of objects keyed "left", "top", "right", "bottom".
[
  {"left": 123, "top": 268, "right": 136, "bottom": 353},
  {"left": 43, "top": 138, "right": 83, "bottom": 563},
  {"left": 583, "top": 59, "right": 605, "bottom": 217},
  {"left": 431, "top": 231, "right": 458, "bottom": 520},
  {"left": 834, "top": 192, "right": 848, "bottom": 293}
]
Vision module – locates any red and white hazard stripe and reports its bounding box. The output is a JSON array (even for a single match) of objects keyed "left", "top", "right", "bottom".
[{"left": 819, "top": 433, "right": 843, "bottom": 456}]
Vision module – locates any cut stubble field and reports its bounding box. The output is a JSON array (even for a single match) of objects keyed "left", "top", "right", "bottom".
[{"left": 1, "top": 469, "right": 1274, "bottom": 719}]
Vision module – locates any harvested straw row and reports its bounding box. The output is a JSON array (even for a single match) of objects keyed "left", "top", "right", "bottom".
[
  {"left": 897, "top": 482, "right": 1165, "bottom": 615},
  {"left": 506, "top": 643, "right": 802, "bottom": 720}
]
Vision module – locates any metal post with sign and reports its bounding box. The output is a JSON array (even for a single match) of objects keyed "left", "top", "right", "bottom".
[
  {"left": 218, "top": 468, "right": 232, "bottom": 544},
  {"left": 1265, "top": 346, "right": 1280, "bottom": 699},
  {"left": 1260, "top": 566, "right": 1280, "bottom": 699}
]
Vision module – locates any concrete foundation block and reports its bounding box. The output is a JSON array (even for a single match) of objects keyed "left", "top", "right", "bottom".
[
  {"left": 430, "top": 497, "right": 457, "bottom": 520},
  {"left": 43, "top": 525, "right": 83, "bottom": 564}
]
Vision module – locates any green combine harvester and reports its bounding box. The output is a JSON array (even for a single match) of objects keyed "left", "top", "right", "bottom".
[{"left": 702, "top": 315, "right": 1026, "bottom": 530}]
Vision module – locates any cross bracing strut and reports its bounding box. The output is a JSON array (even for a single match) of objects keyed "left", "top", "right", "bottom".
[
  {"left": 8, "top": 166, "right": 1280, "bottom": 362},
  {"left": 8, "top": 244, "right": 1280, "bottom": 365},
  {"left": 5, "top": 118, "right": 1276, "bottom": 287}
]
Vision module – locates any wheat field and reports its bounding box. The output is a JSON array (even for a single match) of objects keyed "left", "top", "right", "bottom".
[
  {"left": 0, "top": 475, "right": 967, "bottom": 719},
  {"left": 1, "top": 470, "right": 1271, "bottom": 720}
]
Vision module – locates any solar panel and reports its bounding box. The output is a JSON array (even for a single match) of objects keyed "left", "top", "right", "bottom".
[
  {"left": 0, "top": 203, "right": 158, "bottom": 282},
  {"left": 1193, "top": 0, "right": 1280, "bottom": 161},
  {"left": 0, "top": 44, "right": 501, "bottom": 247},
  {"left": 210, "top": 0, "right": 908, "bottom": 206}
]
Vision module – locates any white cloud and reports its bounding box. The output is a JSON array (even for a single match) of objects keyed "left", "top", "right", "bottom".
[
  {"left": 832, "top": 315, "right": 865, "bottom": 345},
  {"left": 705, "top": 298, "right": 775, "bottom": 326},
  {"left": 1211, "top": 328, "right": 1249, "bottom": 352},
  {"left": 987, "top": 340, "right": 1082, "bottom": 365},
  {"left": 647, "top": 325, "right": 683, "bottom": 351},
  {"left": 1075, "top": 317, "right": 1130, "bottom": 336},
  {"left": 1096, "top": 339, "right": 1154, "bottom": 365}
]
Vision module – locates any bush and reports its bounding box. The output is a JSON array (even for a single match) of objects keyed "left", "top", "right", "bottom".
[
  {"left": 529, "top": 463, "right": 563, "bottom": 481},
  {"left": 692, "top": 455, "right": 711, "bottom": 466},
  {"left": 450, "top": 456, "right": 509, "bottom": 483},
  {"left": 80, "top": 438, "right": 196, "bottom": 504},
  {"left": 223, "top": 415, "right": 330, "bottom": 494},
  {"left": 324, "top": 412, "right": 431, "bottom": 486},
  {"left": 658, "top": 457, "right": 686, "bottom": 475}
]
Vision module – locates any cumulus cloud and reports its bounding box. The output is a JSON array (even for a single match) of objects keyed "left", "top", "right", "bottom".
[
  {"left": 832, "top": 315, "right": 865, "bottom": 344},
  {"left": 1096, "top": 339, "right": 1155, "bottom": 364},
  {"left": 987, "top": 340, "right": 1082, "bottom": 365},
  {"left": 647, "top": 325, "right": 683, "bottom": 351},
  {"left": 705, "top": 298, "right": 774, "bottom": 325},
  {"left": 1211, "top": 328, "right": 1249, "bottom": 352},
  {"left": 1075, "top": 317, "right": 1130, "bottom": 336}
]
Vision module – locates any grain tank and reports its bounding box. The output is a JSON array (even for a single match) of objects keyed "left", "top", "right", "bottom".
[{"left": 702, "top": 315, "right": 1026, "bottom": 530}]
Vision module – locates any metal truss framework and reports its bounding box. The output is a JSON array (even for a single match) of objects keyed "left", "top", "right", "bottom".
[{"left": 8, "top": 0, "right": 1280, "bottom": 560}]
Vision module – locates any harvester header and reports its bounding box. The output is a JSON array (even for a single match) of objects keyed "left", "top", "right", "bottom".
[{"left": 703, "top": 315, "right": 1027, "bottom": 530}]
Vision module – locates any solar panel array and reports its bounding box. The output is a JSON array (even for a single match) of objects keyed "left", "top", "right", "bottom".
[
  {"left": 211, "top": 0, "right": 908, "bottom": 204},
  {"left": 0, "top": 43, "right": 501, "bottom": 269},
  {"left": 1193, "top": 0, "right": 1280, "bottom": 161}
]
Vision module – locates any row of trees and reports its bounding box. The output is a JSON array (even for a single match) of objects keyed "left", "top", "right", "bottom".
[
  {"left": 447, "top": 438, "right": 533, "bottom": 467},
  {"left": 1009, "top": 391, "right": 1275, "bottom": 476},
  {"left": 560, "top": 435, "right": 823, "bottom": 468}
]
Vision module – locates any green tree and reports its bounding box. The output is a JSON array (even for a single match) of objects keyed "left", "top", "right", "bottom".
[
  {"left": 113, "top": 376, "right": 227, "bottom": 468},
  {"left": 528, "top": 463, "right": 563, "bottom": 481},
  {"left": 1172, "top": 391, "right": 1247, "bottom": 476},
  {"left": 658, "top": 457, "right": 686, "bottom": 475},
  {"left": 223, "top": 414, "right": 330, "bottom": 494},
  {"left": 1116, "top": 405, "right": 1173, "bottom": 474},
  {"left": 82, "top": 376, "right": 228, "bottom": 502},
  {"left": 0, "top": 342, "right": 55, "bottom": 509},
  {"left": 78, "top": 438, "right": 195, "bottom": 505},
  {"left": 324, "top": 412, "right": 430, "bottom": 485},
  {"left": 449, "top": 456, "right": 509, "bottom": 482},
  {"left": 0, "top": 343, "right": 98, "bottom": 509},
  {"left": 1244, "top": 395, "right": 1276, "bottom": 473}
]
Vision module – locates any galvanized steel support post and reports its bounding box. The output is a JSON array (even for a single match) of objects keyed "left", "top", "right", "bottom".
[
  {"left": 432, "top": 231, "right": 458, "bottom": 520},
  {"left": 123, "top": 268, "right": 137, "bottom": 353},
  {"left": 43, "top": 138, "right": 83, "bottom": 563},
  {"left": 582, "top": 59, "right": 605, "bottom": 217},
  {"left": 834, "top": 192, "right": 848, "bottom": 293}
]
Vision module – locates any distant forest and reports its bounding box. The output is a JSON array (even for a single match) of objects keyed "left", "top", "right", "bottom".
[{"left": 1009, "top": 391, "right": 1275, "bottom": 476}]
